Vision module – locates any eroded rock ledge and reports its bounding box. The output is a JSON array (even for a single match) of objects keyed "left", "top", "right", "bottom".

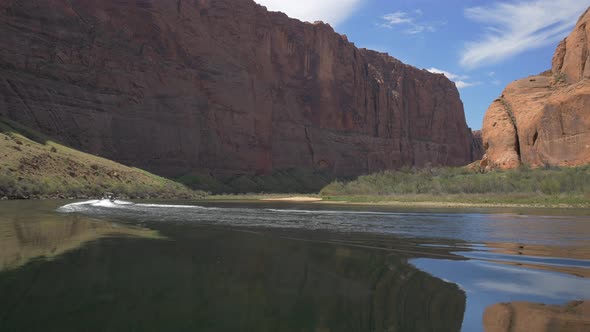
[{"left": 481, "top": 8, "right": 590, "bottom": 170}]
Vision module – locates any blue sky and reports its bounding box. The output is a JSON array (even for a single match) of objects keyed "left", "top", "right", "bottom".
[{"left": 255, "top": 0, "right": 589, "bottom": 129}]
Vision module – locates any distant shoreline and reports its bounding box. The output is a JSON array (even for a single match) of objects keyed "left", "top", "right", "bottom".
[
  {"left": 260, "top": 196, "right": 323, "bottom": 202},
  {"left": 203, "top": 194, "right": 590, "bottom": 209},
  {"left": 317, "top": 200, "right": 584, "bottom": 209},
  {"left": 0, "top": 194, "right": 202, "bottom": 201},
  {"left": 2, "top": 194, "right": 588, "bottom": 209}
]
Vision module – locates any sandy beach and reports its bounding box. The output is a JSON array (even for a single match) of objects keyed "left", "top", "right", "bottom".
[{"left": 260, "top": 196, "right": 323, "bottom": 202}]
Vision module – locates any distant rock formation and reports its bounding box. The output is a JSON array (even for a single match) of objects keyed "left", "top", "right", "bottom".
[
  {"left": 481, "top": 8, "right": 590, "bottom": 170},
  {"left": 0, "top": 0, "right": 475, "bottom": 180}
]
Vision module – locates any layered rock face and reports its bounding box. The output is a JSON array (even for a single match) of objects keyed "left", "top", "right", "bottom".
[
  {"left": 0, "top": 0, "right": 474, "bottom": 178},
  {"left": 481, "top": 8, "right": 590, "bottom": 170}
]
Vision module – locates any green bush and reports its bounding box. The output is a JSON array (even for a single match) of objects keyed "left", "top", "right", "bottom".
[{"left": 320, "top": 165, "right": 590, "bottom": 197}]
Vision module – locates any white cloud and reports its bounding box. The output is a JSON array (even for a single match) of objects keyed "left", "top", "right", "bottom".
[
  {"left": 406, "top": 24, "right": 436, "bottom": 35},
  {"left": 455, "top": 81, "right": 476, "bottom": 89},
  {"left": 380, "top": 10, "right": 438, "bottom": 34},
  {"left": 427, "top": 68, "right": 477, "bottom": 89},
  {"left": 427, "top": 68, "right": 467, "bottom": 81},
  {"left": 461, "top": 0, "right": 588, "bottom": 68},
  {"left": 382, "top": 12, "right": 413, "bottom": 26},
  {"left": 254, "top": 0, "right": 363, "bottom": 27}
]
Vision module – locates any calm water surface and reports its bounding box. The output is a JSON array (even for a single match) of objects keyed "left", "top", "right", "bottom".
[{"left": 0, "top": 200, "right": 589, "bottom": 331}]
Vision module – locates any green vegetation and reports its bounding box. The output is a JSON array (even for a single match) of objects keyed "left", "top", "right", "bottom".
[
  {"left": 177, "top": 168, "right": 333, "bottom": 194},
  {"left": 320, "top": 165, "right": 590, "bottom": 207},
  {"left": 3, "top": 114, "right": 589, "bottom": 207},
  {"left": 554, "top": 71, "right": 567, "bottom": 84},
  {"left": 0, "top": 116, "right": 204, "bottom": 199},
  {"left": 500, "top": 98, "right": 517, "bottom": 126}
]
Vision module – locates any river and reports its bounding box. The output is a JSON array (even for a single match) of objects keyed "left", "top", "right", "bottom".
[{"left": 1, "top": 200, "right": 589, "bottom": 331}]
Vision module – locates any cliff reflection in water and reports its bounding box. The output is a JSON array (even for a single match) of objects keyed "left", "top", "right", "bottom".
[
  {"left": 0, "top": 213, "right": 467, "bottom": 332},
  {"left": 484, "top": 300, "right": 590, "bottom": 332},
  {"left": 0, "top": 204, "right": 161, "bottom": 271}
]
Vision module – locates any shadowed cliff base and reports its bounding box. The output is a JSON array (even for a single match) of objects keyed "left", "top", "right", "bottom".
[
  {"left": 176, "top": 169, "right": 334, "bottom": 194},
  {"left": 0, "top": 116, "right": 203, "bottom": 199}
]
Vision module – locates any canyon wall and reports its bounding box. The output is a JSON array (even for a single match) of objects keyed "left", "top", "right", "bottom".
[
  {"left": 0, "top": 0, "right": 474, "bottom": 179},
  {"left": 470, "top": 130, "right": 484, "bottom": 162},
  {"left": 481, "top": 8, "right": 590, "bottom": 170}
]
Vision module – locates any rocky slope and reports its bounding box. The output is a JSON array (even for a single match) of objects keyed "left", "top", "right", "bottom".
[
  {"left": 0, "top": 0, "right": 474, "bottom": 181},
  {"left": 0, "top": 116, "right": 198, "bottom": 199},
  {"left": 481, "top": 8, "right": 590, "bottom": 170}
]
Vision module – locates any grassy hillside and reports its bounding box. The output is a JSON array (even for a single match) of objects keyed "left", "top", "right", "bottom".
[
  {"left": 0, "top": 117, "right": 203, "bottom": 199},
  {"left": 320, "top": 166, "right": 590, "bottom": 207}
]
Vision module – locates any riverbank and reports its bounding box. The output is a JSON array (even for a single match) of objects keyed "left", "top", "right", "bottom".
[
  {"left": 322, "top": 194, "right": 590, "bottom": 208},
  {"left": 200, "top": 193, "right": 590, "bottom": 209},
  {"left": 316, "top": 166, "right": 590, "bottom": 208},
  {"left": 3, "top": 194, "right": 586, "bottom": 208},
  {"left": 320, "top": 194, "right": 590, "bottom": 208}
]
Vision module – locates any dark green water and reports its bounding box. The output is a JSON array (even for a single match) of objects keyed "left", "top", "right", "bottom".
[{"left": 0, "top": 200, "right": 589, "bottom": 331}]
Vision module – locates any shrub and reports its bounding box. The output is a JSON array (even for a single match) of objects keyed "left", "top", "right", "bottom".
[{"left": 320, "top": 165, "right": 590, "bottom": 197}]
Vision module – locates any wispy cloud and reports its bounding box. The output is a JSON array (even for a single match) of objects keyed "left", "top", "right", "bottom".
[
  {"left": 254, "top": 0, "right": 364, "bottom": 27},
  {"left": 406, "top": 24, "right": 436, "bottom": 35},
  {"left": 380, "top": 10, "right": 438, "bottom": 34},
  {"left": 461, "top": 0, "right": 588, "bottom": 68},
  {"left": 381, "top": 12, "right": 413, "bottom": 26},
  {"left": 427, "top": 68, "right": 477, "bottom": 89},
  {"left": 488, "top": 72, "right": 502, "bottom": 85}
]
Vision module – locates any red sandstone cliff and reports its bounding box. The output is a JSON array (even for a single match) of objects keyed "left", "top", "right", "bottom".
[
  {"left": 0, "top": 0, "right": 474, "bottom": 179},
  {"left": 481, "top": 8, "right": 590, "bottom": 170}
]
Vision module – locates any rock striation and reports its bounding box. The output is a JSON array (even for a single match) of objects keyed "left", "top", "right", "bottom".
[
  {"left": 0, "top": 0, "right": 474, "bottom": 179},
  {"left": 481, "top": 8, "right": 590, "bottom": 170}
]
